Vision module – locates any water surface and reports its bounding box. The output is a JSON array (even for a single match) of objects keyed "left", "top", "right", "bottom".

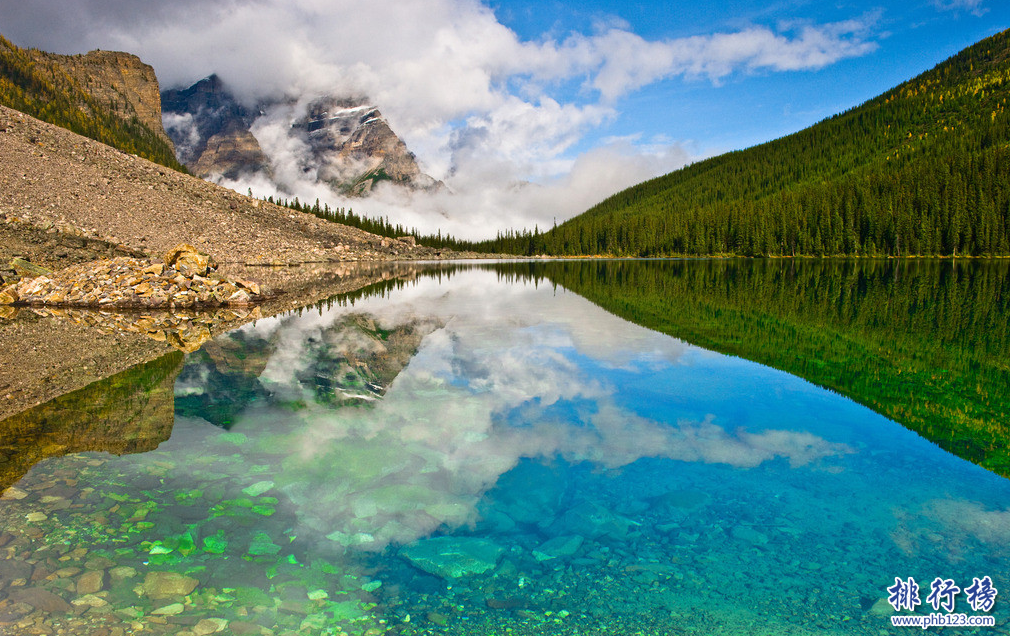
[{"left": 1, "top": 260, "right": 1008, "bottom": 635}]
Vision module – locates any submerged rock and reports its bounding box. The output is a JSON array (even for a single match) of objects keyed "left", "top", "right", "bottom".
[
  {"left": 532, "top": 534, "right": 584, "bottom": 562},
  {"left": 76, "top": 569, "right": 107, "bottom": 594},
  {"left": 400, "top": 537, "right": 506, "bottom": 579},
  {"left": 141, "top": 571, "right": 199, "bottom": 599},
  {"left": 487, "top": 461, "right": 566, "bottom": 527},
  {"left": 8, "top": 588, "right": 72, "bottom": 613},
  {"left": 868, "top": 597, "right": 896, "bottom": 617},
  {"left": 558, "top": 501, "right": 637, "bottom": 540},
  {"left": 151, "top": 602, "right": 185, "bottom": 616},
  {"left": 10, "top": 257, "right": 52, "bottom": 278},
  {"left": 730, "top": 525, "right": 769, "bottom": 546},
  {"left": 645, "top": 489, "right": 710, "bottom": 512}
]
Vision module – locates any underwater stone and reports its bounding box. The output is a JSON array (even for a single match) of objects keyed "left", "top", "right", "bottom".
[
  {"left": 71, "top": 593, "right": 108, "bottom": 607},
  {"left": 109, "top": 566, "right": 138, "bottom": 581},
  {"left": 1, "top": 486, "right": 28, "bottom": 500},
  {"left": 0, "top": 560, "right": 34, "bottom": 582},
  {"left": 300, "top": 614, "right": 328, "bottom": 631},
  {"left": 869, "top": 598, "right": 896, "bottom": 617},
  {"left": 202, "top": 533, "right": 228, "bottom": 554},
  {"left": 193, "top": 618, "right": 229, "bottom": 635},
  {"left": 400, "top": 536, "right": 506, "bottom": 579},
  {"left": 8, "top": 587, "right": 72, "bottom": 613},
  {"left": 479, "top": 509, "right": 517, "bottom": 533},
  {"left": 233, "top": 587, "right": 273, "bottom": 607},
  {"left": 56, "top": 567, "right": 82, "bottom": 578},
  {"left": 76, "top": 570, "right": 107, "bottom": 594},
  {"left": 730, "top": 525, "right": 768, "bottom": 546},
  {"left": 491, "top": 462, "right": 565, "bottom": 526},
  {"left": 645, "top": 489, "right": 709, "bottom": 512},
  {"left": 247, "top": 532, "right": 281, "bottom": 556},
  {"left": 84, "top": 556, "right": 116, "bottom": 570},
  {"left": 532, "top": 535, "right": 585, "bottom": 562},
  {"left": 558, "top": 501, "right": 636, "bottom": 540},
  {"left": 142, "top": 571, "right": 199, "bottom": 599},
  {"left": 241, "top": 481, "right": 274, "bottom": 497},
  {"left": 151, "top": 602, "right": 185, "bottom": 615},
  {"left": 427, "top": 612, "right": 449, "bottom": 626}
]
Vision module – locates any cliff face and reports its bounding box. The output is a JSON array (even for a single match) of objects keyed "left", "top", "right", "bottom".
[
  {"left": 192, "top": 129, "right": 270, "bottom": 180},
  {"left": 162, "top": 75, "right": 440, "bottom": 195},
  {"left": 0, "top": 36, "right": 182, "bottom": 170},
  {"left": 44, "top": 49, "right": 173, "bottom": 146}
]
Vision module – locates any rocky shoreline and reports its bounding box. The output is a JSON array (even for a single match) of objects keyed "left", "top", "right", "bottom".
[
  {"left": 0, "top": 245, "right": 263, "bottom": 310},
  {"left": 0, "top": 259, "right": 445, "bottom": 423}
]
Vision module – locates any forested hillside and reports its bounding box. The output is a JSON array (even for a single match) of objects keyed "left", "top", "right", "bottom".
[
  {"left": 475, "top": 29, "right": 1010, "bottom": 257},
  {"left": 0, "top": 35, "right": 184, "bottom": 172}
]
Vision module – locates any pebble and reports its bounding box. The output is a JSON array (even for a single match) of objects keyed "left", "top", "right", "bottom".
[
  {"left": 71, "top": 594, "right": 108, "bottom": 608},
  {"left": 141, "top": 572, "right": 199, "bottom": 599}
]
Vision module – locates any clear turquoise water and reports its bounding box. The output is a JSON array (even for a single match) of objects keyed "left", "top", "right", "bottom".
[{"left": 2, "top": 264, "right": 1010, "bottom": 635}]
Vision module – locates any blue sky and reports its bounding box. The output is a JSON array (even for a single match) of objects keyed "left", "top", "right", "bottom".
[
  {"left": 489, "top": 0, "right": 1010, "bottom": 155},
  {"left": 1, "top": 0, "right": 1007, "bottom": 237}
]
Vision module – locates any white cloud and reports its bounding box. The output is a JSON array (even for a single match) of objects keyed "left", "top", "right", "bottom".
[
  {"left": 933, "top": 0, "right": 989, "bottom": 17},
  {"left": 161, "top": 112, "right": 200, "bottom": 165},
  {"left": 219, "top": 135, "right": 693, "bottom": 239}
]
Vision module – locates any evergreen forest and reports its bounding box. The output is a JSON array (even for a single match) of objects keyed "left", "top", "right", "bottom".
[{"left": 464, "top": 29, "right": 1010, "bottom": 257}]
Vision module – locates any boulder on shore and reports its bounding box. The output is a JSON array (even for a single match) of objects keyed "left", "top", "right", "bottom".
[{"left": 164, "top": 243, "right": 217, "bottom": 277}]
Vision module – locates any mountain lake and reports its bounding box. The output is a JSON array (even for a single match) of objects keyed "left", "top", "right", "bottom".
[{"left": 1, "top": 258, "right": 1009, "bottom": 635}]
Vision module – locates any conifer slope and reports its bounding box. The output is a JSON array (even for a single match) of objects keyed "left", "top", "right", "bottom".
[{"left": 489, "top": 29, "right": 1010, "bottom": 257}]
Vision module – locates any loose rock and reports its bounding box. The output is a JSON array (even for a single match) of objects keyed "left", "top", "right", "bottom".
[{"left": 3, "top": 249, "right": 263, "bottom": 309}]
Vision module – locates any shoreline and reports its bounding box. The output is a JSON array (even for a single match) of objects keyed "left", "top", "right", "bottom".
[{"left": 0, "top": 260, "right": 445, "bottom": 423}]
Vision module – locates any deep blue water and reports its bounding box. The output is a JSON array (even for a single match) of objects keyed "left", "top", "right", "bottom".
[{"left": 2, "top": 265, "right": 1009, "bottom": 635}]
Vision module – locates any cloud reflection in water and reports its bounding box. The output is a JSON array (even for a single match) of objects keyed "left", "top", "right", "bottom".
[{"left": 192, "top": 270, "right": 853, "bottom": 551}]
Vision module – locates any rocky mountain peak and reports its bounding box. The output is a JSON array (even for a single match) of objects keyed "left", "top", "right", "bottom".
[
  {"left": 161, "top": 77, "right": 440, "bottom": 196},
  {"left": 161, "top": 74, "right": 259, "bottom": 168}
]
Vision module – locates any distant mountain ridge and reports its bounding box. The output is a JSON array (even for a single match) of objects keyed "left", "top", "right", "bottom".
[
  {"left": 480, "top": 28, "right": 1010, "bottom": 257},
  {"left": 162, "top": 75, "right": 440, "bottom": 196},
  {"left": 0, "top": 35, "right": 183, "bottom": 172}
]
